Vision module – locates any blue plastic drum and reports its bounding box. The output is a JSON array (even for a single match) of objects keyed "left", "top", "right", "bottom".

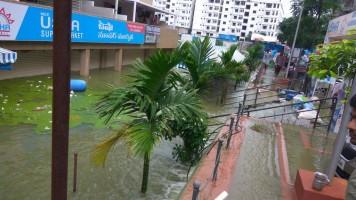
[{"left": 70, "top": 79, "right": 87, "bottom": 92}]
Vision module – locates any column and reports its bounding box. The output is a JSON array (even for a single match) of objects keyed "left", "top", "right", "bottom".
[
  {"left": 80, "top": 49, "right": 90, "bottom": 76},
  {"left": 114, "top": 48, "right": 123, "bottom": 72},
  {"left": 99, "top": 50, "right": 107, "bottom": 69}
]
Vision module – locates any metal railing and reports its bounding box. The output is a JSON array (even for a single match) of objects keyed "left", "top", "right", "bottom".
[{"left": 192, "top": 110, "right": 244, "bottom": 200}]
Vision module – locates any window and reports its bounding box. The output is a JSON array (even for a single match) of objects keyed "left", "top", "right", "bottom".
[
  {"left": 233, "top": 22, "right": 236, "bottom": 26},
  {"left": 272, "top": 11, "right": 275, "bottom": 15},
  {"left": 239, "top": 15, "right": 243, "bottom": 19},
  {"left": 223, "top": 21, "right": 226, "bottom": 24},
  {"left": 209, "top": 6, "right": 213, "bottom": 10},
  {"left": 235, "top": 1, "right": 240, "bottom": 5},
  {"left": 212, "top": 26, "right": 216, "bottom": 30},
  {"left": 266, "top": 3, "right": 272, "bottom": 8},
  {"left": 207, "top": 19, "right": 211, "bottom": 23},
  {"left": 235, "top": 9, "right": 239, "bottom": 12},
  {"left": 277, "top": 4, "right": 279, "bottom": 8},
  {"left": 224, "top": 14, "right": 227, "bottom": 18},
  {"left": 197, "top": 31, "right": 201, "bottom": 35},
  {"left": 166, "top": 4, "right": 170, "bottom": 8},
  {"left": 241, "top": 32, "right": 245, "bottom": 37},
  {"left": 253, "top": 10, "right": 256, "bottom": 13},
  {"left": 242, "top": 25, "right": 246, "bottom": 30},
  {"left": 240, "top": 8, "right": 244, "bottom": 12},
  {"left": 225, "top": 8, "right": 228, "bottom": 11},
  {"left": 243, "top": 19, "right": 248, "bottom": 23},
  {"left": 207, "top": 26, "right": 210, "bottom": 30},
  {"left": 250, "top": 24, "right": 253, "bottom": 27},
  {"left": 222, "top": 28, "right": 225, "bottom": 31},
  {"left": 266, "top": 11, "right": 270, "bottom": 15},
  {"left": 273, "top": 4, "right": 276, "bottom": 8},
  {"left": 208, "top": 13, "right": 212, "bottom": 17},
  {"left": 252, "top": 17, "right": 255, "bottom": 20},
  {"left": 263, "top": 25, "right": 267, "bottom": 29},
  {"left": 215, "top": 6, "right": 219, "bottom": 10},
  {"left": 244, "top": 12, "right": 249, "bottom": 16},
  {"left": 264, "top": 18, "right": 268, "bottom": 22},
  {"left": 165, "top": 17, "right": 169, "bottom": 21},
  {"left": 226, "top": 1, "right": 229, "bottom": 4},
  {"left": 234, "top": 16, "right": 237, "bottom": 19},
  {"left": 246, "top": 5, "right": 250, "bottom": 9},
  {"left": 241, "top": 1, "right": 245, "bottom": 5},
  {"left": 276, "top": 11, "right": 278, "bottom": 15},
  {"left": 254, "top": 3, "right": 257, "bottom": 6},
  {"left": 232, "top": 29, "right": 235, "bottom": 33}
]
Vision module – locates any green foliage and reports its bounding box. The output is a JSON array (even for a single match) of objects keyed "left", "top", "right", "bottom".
[
  {"left": 291, "top": 0, "right": 340, "bottom": 19},
  {"left": 93, "top": 50, "right": 207, "bottom": 193},
  {"left": 278, "top": 0, "right": 340, "bottom": 48},
  {"left": 308, "top": 40, "right": 356, "bottom": 79},
  {"left": 278, "top": 16, "right": 329, "bottom": 48},
  {"left": 181, "top": 36, "right": 216, "bottom": 89},
  {"left": 244, "top": 43, "right": 264, "bottom": 73},
  {"left": 171, "top": 114, "right": 209, "bottom": 164}
]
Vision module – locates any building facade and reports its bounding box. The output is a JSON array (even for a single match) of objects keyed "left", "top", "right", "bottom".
[
  {"left": 191, "top": 0, "right": 284, "bottom": 41},
  {"left": 153, "top": 0, "right": 195, "bottom": 33}
]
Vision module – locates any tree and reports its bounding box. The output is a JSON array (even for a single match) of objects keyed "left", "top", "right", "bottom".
[
  {"left": 244, "top": 43, "right": 264, "bottom": 73},
  {"left": 181, "top": 36, "right": 216, "bottom": 90},
  {"left": 92, "top": 50, "right": 206, "bottom": 193},
  {"left": 212, "top": 44, "right": 248, "bottom": 103},
  {"left": 309, "top": 39, "right": 356, "bottom": 79},
  {"left": 278, "top": 0, "right": 341, "bottom": 48}
]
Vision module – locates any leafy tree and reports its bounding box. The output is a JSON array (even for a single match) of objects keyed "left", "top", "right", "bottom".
[
  {"left": 309, "top": 40, "right": 356, "bottom": 79},
  {"left": 92, "top": 50, "right": 206, "bottom": 193},
  {"left": 278, "top": 0, "right": 341, "bottom": 48}
]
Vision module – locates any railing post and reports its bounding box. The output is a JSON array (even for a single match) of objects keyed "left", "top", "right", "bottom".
[
  {"left": 226, "top": 117, "right": 235, "bottom": 149},
  {"left": 192, "top": 180, "right": 200, "bottom": 200},
  {"left": 73, "top": 153, "right": 78, "bottom": 192},
  {"left": 254, "top": 87, "right": 258, "bottom": 107},
  {"left": 235, "top": 103, "right": 242, "bottom": 130},
  {"left": 212, "top": 139, "right": 223, "bottom": 182},
  {"left": 327, "top": 97, "right": 338, "bottom": 133},
  {"left": 242, "top": 94, "right": 247, "bottom": 108},
  {"left": 313, "top": 99, "right": 323, "bottom": 129}
]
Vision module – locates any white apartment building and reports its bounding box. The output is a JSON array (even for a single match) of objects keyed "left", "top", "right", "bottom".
[
  {"left": 192, "top": 0, "right": 284, "bottom": 41},
  {"left": 153, "top": 0, "right": 195, "bottom": 33}
]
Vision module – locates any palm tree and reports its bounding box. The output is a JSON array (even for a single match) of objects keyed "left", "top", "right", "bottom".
[
  {"left": 92, "top": 50, "right": 205, "bottom": 193},
  {"left": 211, "top": 44, "right": 248, "bottom": 104},
  {"left": 181, "top": 36, "right": 216, "bottom": 90}
]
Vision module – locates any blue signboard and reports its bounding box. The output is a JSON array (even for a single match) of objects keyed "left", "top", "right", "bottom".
[
  {"left": 218, "top": 34, "right": 238, "bottom": 42},
  {"left": 0, "top": 1, "right": 145, "bottom": 44}
]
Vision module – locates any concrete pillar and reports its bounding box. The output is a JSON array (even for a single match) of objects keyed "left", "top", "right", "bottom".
[
  {"left": 80, "top": 49, "right": 90, "bottom": 76},
  {"left": 114, "top": 49, "right": 123, "bottom": 72},
  {"left": 99, "top": 50, "right": 107, "bottom": 69}
]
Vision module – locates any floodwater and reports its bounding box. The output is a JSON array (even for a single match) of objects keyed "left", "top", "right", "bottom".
[
  {"left": 0, "top": 68, "right": 190, "bottom": 199},
  {"left": 0, "top": 68, "right": 244, "bottom": 199},
  {"left": 0, "top": 67, "right": 334, "bottom": 199},
  {"left": 227, "top": 119, "right": 281, "bottom": 200}
]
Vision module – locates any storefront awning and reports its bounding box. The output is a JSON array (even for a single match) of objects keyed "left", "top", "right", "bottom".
[{"left": 0, "top": 48, "right": 17, "bottom": 70}]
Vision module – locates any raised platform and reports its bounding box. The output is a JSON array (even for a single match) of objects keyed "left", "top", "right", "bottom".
[{"left": 295, "top": 169, "right": 347, "bottom": 200}]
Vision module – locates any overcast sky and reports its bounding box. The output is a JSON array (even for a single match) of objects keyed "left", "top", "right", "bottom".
[{"left": 282, "top": 0, "right": 293, "bottom": 18}]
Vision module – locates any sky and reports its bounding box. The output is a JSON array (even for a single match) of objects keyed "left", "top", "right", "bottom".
[{"left": 282, "top": 0, "right": 293, "bottom": 18}]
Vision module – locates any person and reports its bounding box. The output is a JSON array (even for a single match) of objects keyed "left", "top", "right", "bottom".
[
  {"left": 262, "top": 49, "right": 273, "bottom": 70},
  {"left": 274, "top": 50, "right": 286, "bottom": 76},
  {"left": 344, "top": 94, "right": 356, "bottom": 200}
]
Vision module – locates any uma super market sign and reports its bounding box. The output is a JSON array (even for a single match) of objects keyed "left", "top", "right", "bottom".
[{"left": 0, "top": 1, "right": 145, "bottom": 44}]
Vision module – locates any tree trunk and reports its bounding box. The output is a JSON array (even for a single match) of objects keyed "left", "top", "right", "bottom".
[{"left": 141, "top": 152, "right": 150, "bottom": 193}]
